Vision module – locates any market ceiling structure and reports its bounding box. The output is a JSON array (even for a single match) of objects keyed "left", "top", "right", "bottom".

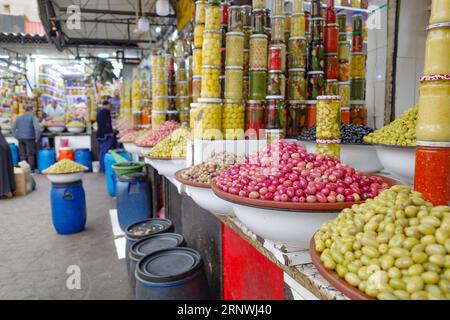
[{"left": 37, "top": 0, "right": 178, "bottom": 53}]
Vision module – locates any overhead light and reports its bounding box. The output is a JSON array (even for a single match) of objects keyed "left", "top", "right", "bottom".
[
  {"left": 97, "top": 53, "right": 109, "bottom": 59},
  {"left": 0, "top": 62, "right": 7, "bottom": 67},
  {"left": 156, "top": 0, "right": 170, "bottom": 16},
  {"left": 137, "top": 17, "right": 150, "bottom": 33},
  {"left": 0, "top": 55, "right": 9, "bottom": 59},
  {"left": 155, "top": 26, "right": 161, "bottom": 33}
]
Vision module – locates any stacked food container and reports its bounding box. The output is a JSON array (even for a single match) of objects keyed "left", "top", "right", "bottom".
[
  {"left": 175, "top": 57, "right": 189, "bottom": 124},
  {"left": 316, "top": 95, "right": 341, "bottom": 159},
  {"left": 286, "top": 0, "right": 307, "bottom": 138},
  {"left": 151, "top": 54, "right": 169, "bottom": 127},
  {"left": 220, "top": 2, "right": 228, "bottom": 99},
  {"left": 132, "top": 69, "right": 142, "bottom": 125},
  {"left": 140, "top": 69, "right": 151, "bottom": 125},
  {"left": 349, "top": 13, "right": 367, "bottom": 125},
  {"left": 337, "top": 13, "right": 350, "bottom": 123},
  {"left": 414, "top": 0, "right": 450, "bottom": 205},
  {"left": 246, "top": 0, "right": 268, "bottom": 139},
  {"left": 323, "top": 0, "right": 339, "bottom": 97}
]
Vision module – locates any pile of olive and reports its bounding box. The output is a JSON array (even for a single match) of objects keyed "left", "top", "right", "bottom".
[
  {"left": 314, "top": 185, "right": 450, "bottom": 300},
  {"left": 298, "top": 124, "right": 374, "bottom": 144},
  {"left": 363, "top": 105, "right": 417, "bottom": 146},
  {"left": 179, "top": 152, "right": 242, "bottom": 185}
]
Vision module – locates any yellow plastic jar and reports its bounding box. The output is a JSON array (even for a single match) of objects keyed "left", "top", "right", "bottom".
[
  {"left": 205, "top": 3, "right": 221, "bottom": 30},
  {"left": 225, "top": 32, "right": 244, "bottom": 66},
  {"left": 429, "top": 0, "right": 450, "bottom": 24},
  {"left": 202, "top": 30, "right": 221, "bottom": 67},
  {"left": 201, "top": 66, "right": 221, "bottom": 98},
  {"left": 417, "top": 77, "right": 450, "bottom": 142},
  {"left": 424, "top": 25, "right": 450, "bottom": 76},
  {"left": 222, "top": 100, "right": 245, "bottom": 139},
  {"left": 249, "top": 34, "right": 268, "bottom": 69},
  {"left": 225, "top": 67, "right": 244, "bottom": 100},
  {"left": 316, "top": 95, "right": 341, "bottom": 140},
  {"left": 193, "top": 48, "right": 203, "bottom": 76},
  {"left": 350, "top": 53, "right": 366, "bottom": 78},
  {"left": 291, "top": 13, "right": 305, "bottom": 37},
  {"left": 195, "top": 98, "right": 223, "bottom": 140},
  {"left": 194, "top": 23, "right": 205, "bottom": 48}
]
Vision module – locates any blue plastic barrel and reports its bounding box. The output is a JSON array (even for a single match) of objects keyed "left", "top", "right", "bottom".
[
  {"left": 50, "top": 181, "right": 87, "bottom": 234},
  {"left": 116, "top": 172, "right": 152, "bottom": 231},
  {"left": 74, "top": 149, "right": 92, "bottom": 172},
  {"left": 104, "top": 149, "right": 131, "bottom": 197},
  {"left": 9, "top": 143, "right": 18, "bottom": 166},
  {"left": 37, "top": 149, "right": 56, "bottom": 173},
  {"left": 135, "top": 248, "right": 210, "bottom": 300},
  {"left": 125, "top": 219, "right": 174, "bottom": 273},
  {"left": 128, "top": 233, "right": 184, "bottom": 293}
]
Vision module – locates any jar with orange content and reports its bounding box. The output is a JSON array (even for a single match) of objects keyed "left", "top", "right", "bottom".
[
  {"left": 340, "top": 107, "right": 350, "bottom": 124},
  {"left": 423, "top": 24, "right": 450, "bottom": 76},
  {"left": 416, "top": 75, "right": 450, "bottom": 142},
  {"left": 349, "top": 101, "right": 367, "bottom": 125},
  {"left": 306, "top": 100, "right": 317, "bottom": 129}
]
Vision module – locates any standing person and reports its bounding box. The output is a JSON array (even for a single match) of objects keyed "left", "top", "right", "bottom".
[
  {"left": 97, "top": 100, "right": 115, "bottom": 173},
  {"left": 0, "top": 130, "right": 15, "bottom": 198},
  {"left": 12, "top": 106, "right": 41, "bottom": 170},
  {"left": 44, "top": 99, "right": 65, "bottom": 120},
  {"left": 109, "top": 90, "right": 121, "bottom": 119}
]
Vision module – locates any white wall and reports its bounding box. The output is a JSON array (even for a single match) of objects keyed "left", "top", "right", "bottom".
[{"left": 0, "top": 0, "right": 40, "bottom": 21}]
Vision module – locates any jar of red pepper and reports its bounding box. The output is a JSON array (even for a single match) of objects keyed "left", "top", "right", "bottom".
[
  {"left": 325, "top": 53, "right": 339, "bottom": 79},
  {"left": 306, "top": 100, "right": 317, "bottom": 128},
  {"left": 265, "top": 96, "right": 286, "bottom": 132},
  {"left": 307, "top": 71, "right": 325, "bottom": 99},
  {"left": 324, "top": 24, "right": 339, "bottom": 52},
  {"left": 351, "top": 33, "right": 364, "bottom": 52},
  {"left": 245, "top": 100, "right": 266, "bottom": 139},
  {"left": 268, "top": 46, "right": 282, "bottom": 71}
]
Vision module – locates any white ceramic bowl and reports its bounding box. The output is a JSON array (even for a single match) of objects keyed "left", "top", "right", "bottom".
[
  {"left": 1, "top": 128, "right": 11, "bottom": 135},
  {"left": 46, "top": 172, "right": 84, "bottom": 183},
  {"left": 139, "top": 146, "right": 152, "bottom": 155},
  {"left": 67, "top": 127, "right": 85, "bottom": 133},
  {"left": 186, "top": 185, "right": 235, "bottom": 216},
  {"left": 47, "top": 126, "right": 66, "bottom": 133},
  {"left": 375, "top": 145, "right": 416, "bottom": 184},
  {"left": 299, "top": 140, "right": 383, "bottom": 173},
  {"left": 145, "top": 158, "right": 186, "bottom": 180},
  {"left": 122, "top": 142, "right": 140, "bottom": 155}
]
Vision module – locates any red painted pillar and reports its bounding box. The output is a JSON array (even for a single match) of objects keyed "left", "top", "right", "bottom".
[{"left": 222, "top": 224, "right": 284, "bottom": 300}]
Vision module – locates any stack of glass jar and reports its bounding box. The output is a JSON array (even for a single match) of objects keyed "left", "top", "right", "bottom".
[
  {"left": 140, "top": 69, "right": 151, "bottom": 125},
  {"left": 219, "top": 2, "right": 228, "bottom": 99},
  {"left": 337, "top": 13, "right": 350, "bottom": 124},
  {"left": 132, "top": 68, "right": 142, "bottom": 125},
  {"left": 242, "top": 4, "right": 252, "bottom": 98},
  {"left": 349, "top": 13, "right": 367, "bottom": 125},
  {"left": 192, "top": 0, "right": 205, "bottom": 105},
  {"left": 175, "top": 57, "right": 190, "bottom": 124},
  {"left": 223, "top": 4, "right": 245, "bottom": 139},
  {"left": 246, "top": 0, "right": 268, "bottom": 139},
  {"left": 265, "top": 0, "right": 287, "bottom": 143},
  {"left": 168, "top": 56, "right": 177, "bottom": 119},
  {"left": 286, "top": 0, "right": 307, "bottom": 138},
  {"left": 324, "top": 0, "right": 339, "bottom": 97},
  {"left": 197, "top": 0, "right": 223, "bottom": 139},
  {"left": 151, "top": 54, "right": 169, "bottom": 127},
  {"left": 316, "top": 95, "right": 341, "bottom": 158}
]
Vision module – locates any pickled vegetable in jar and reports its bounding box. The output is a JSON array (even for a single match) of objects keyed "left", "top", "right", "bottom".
[
  {"left": 350, "top": 53, "right": 366, "bottom": 78},
  {"left": 152, "top": 55, "right": 167, "bottom": 68},
  {"left": 152, "top": 111, "right": 167, "bottom": 128},
  {"left": 291, "top": 13, "right": 306, "bottom": 37},
  {"left": 243, "top": 77, "right": 249, "bottom": 101},
  {"left": 225, "top": 67, "right": 244, "bottom": 100},
  {"left": 195, "top": 98, "right": 223, "bottom": 140},
  {"left": 339, "top": 31, "right": 347, "bottom": 42},
  {"left": 176, "top": 81, "right": 189, "bottom": 97},
  {"left": 166, "top": 110, "right": 179, "bottom": 122},
  {"left": 152, "top": 67, "right": 168, "bottom": 80},
  {"left": 292, "top": 0, "right": 304, "bottom": 14},
  {"left": 310, "top": 18, "right": 324, "bottom": 41},
  {"left": 194, "top": 24, "right": 205, "bottom": 48},
  {"left": 225, "top": 32, "right": 244, "bottom": 66},
  {"left": 168, "top": 82, "right": 176, "bottom": 96},
  {"left": 307, "top": 71, "right": 325, "bottom": 99},
  {"left": 340, "top": 107, "right": 350, "bottom": 124},
  {"left": 222, "top": 100, "right": 245, "bottom": 139},
  {"left": 266, "top": 129, "right": 284, "bottom": 144},
  {"left": 352, "top": 14, "right": 363, "bottom": 33},
  {"left": 338, "top": 81, "right": 350, "bottom": 107},
  {"left": 267, "top": 71, "right": 286, "bottom": 96},
  {"left": 252, "top": 9, "right": 266, "bottom": 34},
  {"left": 243, "top": 27, "right": 252, "bottom": 49},
  {"left": 338, "top": 41, "right": 349, "bottom": 61},
  {"left": 325, "top": 24, "right": 339, "bottom": 53},
  {"left": 193, "top": 48, "right": 203, "bottom": 76},
  {"left": 306, "top": 100, "right": 317, "bottom": 128},
  {"left": 309, "top": 40, "right": 325, "bottom": 71},
  {"left": 253, "top": 0, "right": 266, "bottom": 10},
  {"left": 417, "top": 77, "right": 450, "bottom": 142},
  {"left": 221, "top": 24, "right": 227, "bottom": 47},
  {"left": 337, "top": 13, "right": 347, "bottom": 33},
  {"left": 271, "top": 16, "right": 285, "bottom": 42},
  {"left": 265, "top": 96, "right": 286, "bottom": 132},
  {"left": 220, "top": 75, "right": 226, "bottom": 100},
  {"left": 351, "top": 33, "right": 363, "bottom": 53},
  {"left": 325, "top": 54, "right": 339, "bottom": 79},
  {"left": 316, "top": 95, "right": 341, "bottom": 139},
  {"left": 338, "top": 61, "right": 350, "bottom": 82},
  {"left": 429, "top": 0, "right": 450, "bottom": 24},
  {"left": 179, "top": 108, "right": 190, "bottom": 125},
  {"left": 228, "top": 5, "right": 243, "bottom": 32},
  {"left": 288, "top": 68, "right": 306, "bottom": 101},
  {"left": 190, "top": 103, "right": 200, "bottom": 129},
  {"left": 205, "top": 3, "right": 221, "bottom": 30},
  {"left": 325, "top": 79, "right": 338, "bottom": 95},
  {"left": 317, "top": 142, "right": 340, "bottom": 158},
  {"left": 268, "top": 46, "right": 282, "bottom": 70},
  {"left": 243, "top": 49, "right": 250, "bottom": 75},
  {"left": 152, "top": 80, "right": 168, "bottom": 96},
  {"left": 350, "top": 78, "right": 365, "bottom": 100},
  {"left": 201, "top": 66, "right": 221, "bottom": 98},
  {"left": 176, "top": 68, "right": 188, "bottom": 81},
  {"left": 286, "top": 101, "right": 307, "bottom": 138},
  {"left": 202, "top": 30, "right": 221, "bottom": 67},
  {"left": 195, "top": 1, "right": 206, "bottom": 24},
  {"left": 249, "top": 34, "right": 268, "bottom": 69},
  {"left": 272, "top": 0, "right": 284, "bottom": 16},
  {"left": 349, "top": 102, "right": 367, "bottom": 125},
  {"left": 192, "top": 76, "right": 202, "bottom": 103},
  {"left": 176, "top": 96, "right": 190, "bottom": 110},
  {"left": 288, "top": 37, "right": 307, "bottom": 69},
  {"left": 221, "top": 2, "right": 228, "bottom": 25},
  {"left": 153, "top": 96, "right": 169, "bottom": 111},
  {"left": 246, "top": 100, "right": 266, "bottom": 139},
  {"left": 241, "top": 5, "right": 252, "bottom": 28},
  {"left": 424, "top": 24, "right": 450, "bottom": 76},
  {"left": 249, "top": 68, "right": 267, "bottom": 100}
]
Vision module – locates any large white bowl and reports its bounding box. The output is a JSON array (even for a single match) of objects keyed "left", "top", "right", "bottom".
[
  {"left": 122, "top": 142, "right": 141, "bottom": 155},
  {"left": 299, "top": 140, "right": 383, "bottom": 173},
  {"left": 1, "top": 128, "right": 11, "bottom": 135},
  {"left": 186, "top": 185, "right": 235, "bottom": 216},
  {"left": 46, "top": 172, "right": 84, "bottom": 183},
  {"left": 139, "top": 146, "right": 153, "bottom": 155},
  {"left": 145, "top": 158, "right": 186, "bottom": 180},
  {"left": 47, "top": 126, "right": 66, "bottom": 133},
  {"left": 231, "top": 203, "right": 338, "bottom": 249},
  {"left": 67, "top": 127, "right": 85, "bottom": 133},
  {"left": 375, "top": 145, "right": 416, "bottom": 184}
]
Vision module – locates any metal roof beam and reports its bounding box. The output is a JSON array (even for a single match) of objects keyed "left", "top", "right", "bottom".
[{"left": 57, "top": 7, "right": 176, "bottom": 18}]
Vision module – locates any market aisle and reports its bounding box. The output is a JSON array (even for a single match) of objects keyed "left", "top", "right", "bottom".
[{"left": 0, "top": 174, "right": 132, "bottom": 299}]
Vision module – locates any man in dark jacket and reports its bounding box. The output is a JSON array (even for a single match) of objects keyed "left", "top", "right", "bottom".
[
  {"left": 12, "top": 106, "right": 41, "bottom": 170},
  {"left": 0, "top": 130, "right": 15, "bottom": 198},
  {"left": 97, "top": 100, "right": 115, "bottom": 173}
]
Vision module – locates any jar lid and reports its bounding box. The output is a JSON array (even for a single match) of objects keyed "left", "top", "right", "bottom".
[
  {"left": 289, "top": 36, "right": 306, "bottom": 41},
  {"left": 244, "top": 49, "right": 250, "bottom": 52},
  {"left": 226, "top": 31, "right": 244, "bottom": 37},
  {"left": 252, "top": 9, "right": 266, "bottom": 13},
  {"left": 190, "top": 103, "right": 200, "bottom": 108},
  {"left": 338, "top": 81, "right": 351, "bottom": 85},
  {"left": 202, "top": 65, "right": 221, "bottom": 70},
  {"left": 292, "top": 13, "right": 305, "bottom": 17},
  {"left": 310, "top": 17, "right": 325, "bottom": 21},
  {"left": 350, "top": 100, "right": 366, "bottom": 104},
  {"left": 316, "top": 138, "right": 341, "bottom": 144},
  {"left": 350, "top": 52, "right": 366, "bottom": 56},
  {"left": 339, "top": 32, "right": 348, "bottom": 36},
  {"left": 154, "top": 96, "right": 169, "bottom": 99},
  {"left": 224, "top": 99, "right": 243, "bottom": 104},
  {"left": 268, "top": 70, "right": 284, "bottom": 74},
  {"left": 177, "top": 96, "right": 190, "bottom": 99},
  {"left": 195, "top": 0, "right": 206, "bottom": 4},
  {"left": 266, "top": 95, "right": 285, "bottom": 100},
  {"left": 341, "top": 107, "right": 350, "bottom": 111},
  {"left": 250, "top": 34, "right": 268, "bottom": 39},
  {"left": 225, "top": 66, "right": 244, "bottom": 70},
  {"left": 426, "top": 22, "right": 450, "bottom": 30},
  {"left": 288, "top": 100, "right": 307, "bottom": 104},
  {"left": 419, "top": 74, "right": 450, "bottom": 81},
  {"left": 152, "top": 110, "right": 167, "bottom": 114},
  {"left": 229, "top": 5, "right": 240, "bottom": 9},
  {"left": 203, "top": 29, "right": 221, "bottom": 34},
  {"left": 249, "top": 67, "right": 268, "bottom": 72},
  {"left": 177, "top": 80, "right": 189, "bottom": 84},
  {"left": 247, "top": 100, "right": 265, "bottom": 104},
  {"left": 219, "top": 75, "right": 225, "bottom": 79},
  {"left": 339, "top": 40, "right": 349, "bottom": 44},
  {"left": 326, "top": 23, "right": 339, "bottom": 27},
  {"left": 192, "top": 75, "right": 202, "bottom": 80},
  {"left": 325, "top": 52, "right": 338, "bottom": 56},
  {"left": 288, "top": 68, "right": 306, "bottom": 72},
  {"left": 326, "top": 79, "right": 338, "bottom": 83},
  {"left": 198, "top": 98, "right": 223, "bottom": 104},
  {"left": 166, "top": 110, "right": 179, "bottom": 114},
  {"left": 317, "top": 95, "right": 341, "bottom": 100},
  {"left": 241, "top": 5, "right": 252, "bottom": 9},
  {"left": 416, "top": 140, "right": 450, "bottom": 147},
  {"left": 271, "top": 15, "right": 286, "bottom": 19},
  {"left": 269, "top": 42, "right": 286, "bottom": 48},
  {"left": 307, "top": 71, "right": 325, "bottom": 75}
]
